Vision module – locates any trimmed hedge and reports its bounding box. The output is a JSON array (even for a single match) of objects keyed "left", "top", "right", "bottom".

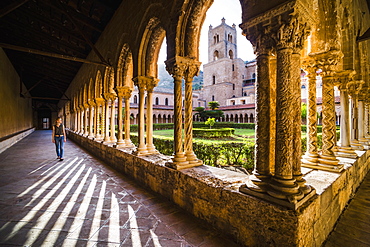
[{"left": 193, "top": 128, "right": 235, "bottom": 138}]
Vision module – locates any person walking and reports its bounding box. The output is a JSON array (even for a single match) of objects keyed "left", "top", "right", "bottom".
[{"left": 52, "top": 117, "right": 67, "bottom": 161}]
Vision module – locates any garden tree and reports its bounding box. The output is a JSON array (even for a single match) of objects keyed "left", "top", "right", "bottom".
[
  {"left": 208, "top": 101, "right": 220, "bottom": 110},
  {"left": 195, "top": 107, "right": 206, "bottom": 121},
  {"left": 301, "top": 103, "right": 307, "bottom": 119},
  {"left": 205, "top": 110, "right": 224, "bottom": 120},
  {"left": 205, "top": 118, "right": 216, "bottom": 129}
]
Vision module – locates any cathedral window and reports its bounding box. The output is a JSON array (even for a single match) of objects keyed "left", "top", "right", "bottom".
[
  {"left": 134, "top": 95, "right": 138, "bottom": 104},
  {"left": 213, "top": 36, "right": 217, "bottom": 44},
  {"left": 165, "top": 98, "right": 169, "bottom": 106},
  {"left": 228, "top": 34, "right": 233, "bottom": 42},
  {"left": 233, "top": 84, "right": 235, "bottom": 90},
  {"left": 212, "top": 75, "right": 216, "bottom": 85},
  {"left": 212, "top": 95, "right": 215, "bottom": 101},
  {"left": 155, "top": 97, "right": 159, "bottom": 105},
  {"left": 252, "top": 73, "right": 256, "bottom": 79},
  {"left": 214, "top": 50, "right": 219, "bottom": 61},
  {"left": 232, "top": 64, "right": 235, "bottom": 71},
  {"left": 229, "top": 50, "right": 233, "bottom": 59}
]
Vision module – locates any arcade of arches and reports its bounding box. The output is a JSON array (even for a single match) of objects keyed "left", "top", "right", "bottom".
[{"left": 1, "top": 0, "right": 370, "bottom": 246}]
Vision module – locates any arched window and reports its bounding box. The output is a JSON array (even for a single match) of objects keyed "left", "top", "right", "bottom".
[
  {"left": 133, "top": 95, "right": 138, "bottom": 104},
  {"left": 212, "top": 95, "right": 215, "bottom": 101},
  {"left": 301, "top": 84, "right": 306, "bottom": 89},
  {"left": 232, "top": 64, "right": 235, "bottom": 71},
  {"left": 228, "top": 34, "right": 233, "bottom": 42},
  {"left": 217, "top": 34, "right": 219, "bottom": 43},
  {"left": 155, "top": 97, "right": 159, "bottom": 105},
  {"left": 165, "top": 98, "right": 169, "bottom": 106},
  {"left": 244, "top": 92, "right": 247, "bottom": 96},
  {"left": 213, "top": 36, "right": 217, "bottom": 44},
  {"left": 252, "top": 73, "right": 256, "bottom": 79},
  {"left": 212, "top": 75, "right": 216, "bottom": 85},
  {"left": 214, "top": 50, "right": 219, "bottom": 61},
  {"left": 229, "top": 50, "right": 233, "bottom": 59},
  {"left": 233, "top": 84, "right": 235, "bottom": 90}
]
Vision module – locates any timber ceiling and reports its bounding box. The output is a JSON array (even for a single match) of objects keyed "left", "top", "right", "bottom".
[{"left": 0, "top": 0, "right": 122, "bottom": 105}]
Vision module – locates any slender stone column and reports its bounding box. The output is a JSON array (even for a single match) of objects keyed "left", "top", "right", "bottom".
[
  {"left": 133, "top": 77, "right": 148, "bottom": 155},
  {"left": 103, "top": 94, "right": 111, "bottom": 144},
  {"left": 74, "top": 108, "right": 78, "bottom": 132},
  {"left": 79, "top": 106, "right": 84, "bottom": 135},
  {"left": 358, "top": 98, "right": 368, "bottom": 145},
  {"left": 94, "top": 98, "right": 104, "bottom": 141},
  {"left": 146, "top": 78, "right": 159, "bottom": 154},
  {"left": 302, "top": 62, "right": 319, "bottom": 166},
  {"left": 165, "top": 57, "right": 189, "bottom": 168},
  {"left": 184, "top": 62, "right": 202, "bottom": 166},
  {"left": 115, "top": 89, "right": 124, "bottom": 146},
  {"left": 123, "top": 87, "right": 134, "bottom": 147},
  {"left": 110, "top": 96, "right": 117, "bottom": 144},
  {"left": 100, "top": 98, "right": 106, "bottom": 142},
  {"left": 84, "top": 104, "right": 89, "bottom": 136},
  {"left": 88, "top": 101, "right": 95, "bottom": 138},
  {"left": 365, "top": 102, "right": 370, "bottom": 138},
  {"left": 349, "top": 80, "right": 364, "bottom": 149},
  {"left": 246, "top": 39, "right": 273, "bottom": 192},
  {"left": 292, "top": 52, "right": 311, "bottom": 194}
]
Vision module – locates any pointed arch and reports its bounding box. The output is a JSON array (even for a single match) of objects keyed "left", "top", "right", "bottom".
[
  {"left": 117, "top": 44, "right": 134, "bottom": 88},
  {"left": 103, "top": 67, "right": 115, "bottom": 94},
  {"left": 95, "top": 70, "right": 103, "bottom": 98},
  {"left": 138, "top": 17, "right": 166, "bottom": 77}
]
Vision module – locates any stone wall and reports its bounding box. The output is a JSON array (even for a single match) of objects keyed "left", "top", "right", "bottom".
[
  {"left": 0, "top": 48, "right": 33, "bottom": 138},
  {"left": 68, "top": 130, "right": 370, "bottom": 247}
]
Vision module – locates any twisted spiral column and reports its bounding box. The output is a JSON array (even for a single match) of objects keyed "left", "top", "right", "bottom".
[
  {"left": 318, "top": 75, "right": 340, "bottom": 168},
  {"left": 184, "top": 63, "right": 202, "bottom": 166}
]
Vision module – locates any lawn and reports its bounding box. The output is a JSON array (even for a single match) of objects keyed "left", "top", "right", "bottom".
[{"left": 153, "top": 128, "right": 255, "bottom": 144}]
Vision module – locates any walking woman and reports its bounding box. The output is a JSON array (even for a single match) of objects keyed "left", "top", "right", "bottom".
[{"left": 52, "top": 117, "right": 67, "bottom": 161}]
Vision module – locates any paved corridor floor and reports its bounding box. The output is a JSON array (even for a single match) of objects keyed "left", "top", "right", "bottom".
[
  {"left": 324, "top": 169, "right": 370, "bottom": 247},
  {"left": 0, "top": 130, "right": 239, "bottom": 247}
]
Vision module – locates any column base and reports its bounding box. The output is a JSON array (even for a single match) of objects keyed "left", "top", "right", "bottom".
[
  {"left": 239, "top": 179, "right": 316, "bottom": 210},
  {"left": 146, "top": 144, "right": 159, "bottom": 155},
  {"left": 244, "top": 173, "right": 271, "bottom": 192},
  {"left": 335, "top": 146, "right": 358, "bottom": 159},
  {"left": 135, "top": 147, "right": 149, "bottom": 156},
  {"left": 165, "top": 152, "right": 200, "bottom": 170},
  {"left": 351, "top": 141, "right": 364, "bottom": 150},
  {"left": 315, "top": 154, "right": 344, "bottom": 173},
  {"left": 358, "top": 138, "right": 369, "bottom": 146},
  {"left": 301, "top": 152, "right": 319, "bottom": 166},
  {"left": 88, "top": 134, "right": 95, "bottom": 139},
  {"left": 185, "top": 151, "right": 203, "bottom": 166},
  {"left": 294, "top": 174, "right": 312, "bottom": 195}
]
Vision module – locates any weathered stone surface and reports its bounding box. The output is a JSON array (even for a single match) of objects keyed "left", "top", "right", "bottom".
[{"left": 68, "top": 130, "right": 370, "bottom": 247}]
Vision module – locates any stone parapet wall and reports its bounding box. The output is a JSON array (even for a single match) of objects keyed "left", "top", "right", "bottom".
[{"left": 68, "top": 130, "right": 370, "bottom": 247}]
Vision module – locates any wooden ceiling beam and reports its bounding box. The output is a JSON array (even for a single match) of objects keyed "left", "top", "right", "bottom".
[
  {"left": 0, "top": 43, "right": 108, "bottom": 66},
  {"left": 0, "top": 0, "right": 30, "bottom": 18}
]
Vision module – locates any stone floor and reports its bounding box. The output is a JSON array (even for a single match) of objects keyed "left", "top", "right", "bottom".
[
  {"left": 0, "top": 130, "right": 239, "bottom": 247},
  {"left": 324, "top": 169, "right": 370, "bottom": 247}
]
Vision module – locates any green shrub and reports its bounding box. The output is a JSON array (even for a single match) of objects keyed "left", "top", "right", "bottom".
[{"left": 193, "top": 128, "right": 235, "bottom": 138}]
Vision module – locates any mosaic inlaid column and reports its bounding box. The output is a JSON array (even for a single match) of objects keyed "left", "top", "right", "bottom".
[
  {"left": 184, "top": 62, "right": 202, "bottom": 166},
  {"left": 146, "top": 78, "right": 159, "bottom": 154},
  {"left": 302, "top": 62, "right": 319, "bottom": 166},
  {"left": 110, "top": 96, "right": 117, "bottom": 144},
  {"left": 88, "top": 101, "right": 95, "bottom": 138},
  {"left": 133, "top": 76, "right": 148, "bottom": 155}
]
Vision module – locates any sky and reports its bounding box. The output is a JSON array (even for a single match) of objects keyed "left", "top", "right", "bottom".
[{"left": 158, "top": 0, "right": 256, "bottom": 69}]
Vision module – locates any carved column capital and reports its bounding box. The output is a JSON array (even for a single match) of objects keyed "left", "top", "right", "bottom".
[
  {"left": 301, "top": 57, "right": 318, "bottom": 77},
  {"left": 347, "top": 80, "right": 364, "bottom": 97},
  {"left": 146, "top": 78, "right": 159, "bottom": 92},
  {"left": 88, "top": 100, "right": 96, "bottom": 107},
  {"left": 115, "top": 86, "right": 133, "bottom": 99},
  {"left": 312, "top": 50, "right": 343, "bottom": 78},
  {"left": 103, "top": 93, "right": 116, "bottom": 101},
  {"left": 335, "top": 70, "right": 356, "bottom": 91}
]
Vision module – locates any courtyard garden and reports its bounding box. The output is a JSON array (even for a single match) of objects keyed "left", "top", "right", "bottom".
[{"left": 129, "top": 122, "right": 340, "bottom": 174}]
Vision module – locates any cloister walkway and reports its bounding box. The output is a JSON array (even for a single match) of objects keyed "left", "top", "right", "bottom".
[{"left": 0, "top": 130, "right": 239, "bottom": 246}]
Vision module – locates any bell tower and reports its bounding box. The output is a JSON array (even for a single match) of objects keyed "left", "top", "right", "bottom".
[{"left": 208, "top": 18, "right": 238, "bottom": 63}]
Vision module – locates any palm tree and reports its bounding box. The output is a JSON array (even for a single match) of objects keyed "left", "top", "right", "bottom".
[{"left": 208, "top": 101, "right": 220, "bottom": 110}]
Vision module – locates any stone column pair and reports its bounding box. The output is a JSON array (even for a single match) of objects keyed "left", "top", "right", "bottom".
[
  {"left": 94, "top": 98, "right": 105, "bottom": 141},
  {"left": 133, "top": 76, "right": 159, "bottom": 155},
  {"left": 165, "top": 56, "right": 203, "bottom": 170},
  {"left": 239, "top": 13, "right": 315, "bottom": 209},
  {"left": 348, "top": 80, "right": 365, "bottom": 149},
  {"left": 103, "top": 93, "right": 116, "bottom": 145},
  {"left": 115, "top": 86, "right": 134, "bottom": 148}
]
